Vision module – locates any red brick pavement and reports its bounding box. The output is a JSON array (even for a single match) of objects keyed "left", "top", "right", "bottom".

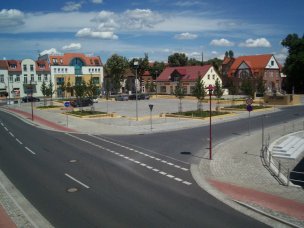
[
  {"left": 0, "top": 206, "right": 16, "bottom": 228},
  {"left": 208, "top": 179, "right": 304, "bottom": 220},
  {"left": 7, "top": 108, "right": 76, "bottom": 132}
]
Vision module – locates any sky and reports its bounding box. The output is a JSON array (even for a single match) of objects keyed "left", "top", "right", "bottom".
[{"left": 0, "top": 0, "right": 303, "bottom": 64}]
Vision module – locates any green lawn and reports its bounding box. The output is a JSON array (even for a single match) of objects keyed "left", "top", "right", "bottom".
[
  {"left": 68, "top": 110, "right": 107, "bottom": 116},
  {"left": 172, "top": 110, "right": 229, "bottom": 118},
  {"left": 37, "top": 105, "right": 61, "bottom": 109},
  {"left": 225, "top": 104, "right": 267, "bottom": 109}
]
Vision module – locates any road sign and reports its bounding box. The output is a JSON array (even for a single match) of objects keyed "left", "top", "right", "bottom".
[
  {"left": 149, "top": 104, "right": 154, "bottom": 111},
  {"left": 246, "top": 98, "right": 253, "bottom": 105},
  {"left": 246, "top": 105, "right": 253, "bottom": 112},
  {"left": 64, "top": 101, "right": 70, "bottom": 107}
]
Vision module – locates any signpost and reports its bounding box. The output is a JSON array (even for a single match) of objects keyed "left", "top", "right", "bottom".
[
  {"left": 149, "top": 104, "right": 154, "bottom": 131},
  {"left": 246, "top": 100, "right": 253, "bottom": 135},
  {"left": 64, "top": 101, "right": 71, "bottom": 127}
]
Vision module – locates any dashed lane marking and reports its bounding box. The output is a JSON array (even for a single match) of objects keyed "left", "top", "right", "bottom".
[
  {"left": 66, "top": 133, "right": 192, "bottom": 186},
  {"left": 16, "top": 138, "right": 23, "bottom": 145},
  {"left": 25, "top": 147, "right": 36, "bottom": 155},
  {"left": 65, "top": 173, "right": 90, "bottom": 189},
  {"left": 4, "top": 127, "right": 8, "bottom": 131},
  {"left": 9, "top": 132, "right": 15, "bottom": 137},
  {"left": 87, "top": 134, "right": 189, "bottom": 172}
]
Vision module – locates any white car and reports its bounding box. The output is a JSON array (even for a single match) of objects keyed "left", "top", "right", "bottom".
[{"left": 93, "top": 97, "right": 99, "bottom": 103}]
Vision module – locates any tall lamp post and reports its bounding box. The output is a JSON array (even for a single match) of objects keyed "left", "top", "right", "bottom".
[
  {"left": 207, "top": 84, "right": 214, "bottom": 160},
  {"left": 134, "top": 61, "right": 139, "bottom": 121}
]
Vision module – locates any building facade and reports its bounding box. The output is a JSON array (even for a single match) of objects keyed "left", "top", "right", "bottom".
[
  {"left": 39, "top": 53, "right": 104, "bottom": 98},
  {"left": 156, "top": 65, "right": 222, "bottom": 95}
]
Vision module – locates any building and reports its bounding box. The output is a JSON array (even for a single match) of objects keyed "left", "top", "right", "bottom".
[
  {"left": 156, "top": 65, "right": 222, "bottom": 95},
  {"left": 0, "top": 59, "right": 51, "bottom": 99},
  {"left": 222, "top": 54, "right": 282, "bottom": 94},
  {"left": 38, "top": 53, "right": 104, "bottom": 98}
]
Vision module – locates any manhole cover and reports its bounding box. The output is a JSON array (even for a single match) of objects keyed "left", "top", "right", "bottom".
[
  {"left": 69, "top": 159, "right": 77, "bottom": 163},
  {"left": 66, "top": 187, "right": 78, "bottom": 193}
]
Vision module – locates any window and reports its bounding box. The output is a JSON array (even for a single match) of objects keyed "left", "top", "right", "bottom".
[
  {"left": 44, "top": 75, "right": 48, "bottom": 81},
  {"left": 190, "top": 86, "right": 195, "bottom": 93},
  {"left": 93, "top": 77, "right": 99, "bottom": 84},
  {"left": 57, "top": 77, "right": 64, "bottom": 85},
  {"left": 208, "top": 75, "right": 210, "bottom": 79},
  {"left": 54, "top": 68, "right": 57, "bottom": 73},
  {"left": 15, "top": 75, "right": 20, "bottom": 82},
  {"left": 38, "top": 75, "right": 41, "bottom": 82},
  {"left": 98, "top": 68, "right": 100, "bottom": 72},
  {"left": 160, "top": 86, "right": 166, "bottom": 93},
  {"left": 75, "top": 77, "right": 82, "bottom": 85},
  {"left": 9, "top": 75, "right": 13, "bottom": 83},
  {"left": 30, "top": 65, "right": 34, "bottom": 71},
  {"left": 60, "top": 59, "right": 63, "bottom": 64},
  {"left": 271, "top": 61, "right": 274, "bottom": 66},
  {"left": 212, "top": 75, "right": 215, "bottom": 79},
  {"left": 0, "top": 75, "right": 4, "bottom": 83},
  {"left": 31, "top": 74, "right": 34, "bottom": 82},
  {"left": 65, "top": 68, "right": 67, "bottom": 73},
  {"left": 24, "top": 75, "right": 28, "bottom": 84},
  {"left": 23, "top": 64, "right": 27, "bottom": 71}
]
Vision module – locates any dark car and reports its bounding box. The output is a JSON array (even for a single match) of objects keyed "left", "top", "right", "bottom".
[
  {"left": 128, "top": 94, "right": 136, "bottom": 100},
  {"left": 70, "top": 98, "right": 93, "bottom": 107},
  {"left": 22, "top": 96, "right": 40, "bottom": 102},
  {"left": 115, "top": 94, "right": 129, "bottom": 101},
  {"left": 139, "top": 94, "right": 150, "bottom": 100}
]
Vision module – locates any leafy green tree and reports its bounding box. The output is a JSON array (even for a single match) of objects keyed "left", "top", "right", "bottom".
[
  {"left": 191, "top": 76, "right": 205, "bottom": 111},
  {"left": 241, "top": 78, "right": 255, "bottom": 97},
  {"left": 281, "top": 33, "right": 304, "bottom": 93},
  {"left": 74, "top": 79, "right": 87, "bottom": 99},
  {"left": 214, "top": 78, "right": 224, "bottom": 99},
  {"left": 204, "top": 58, "right": 223, "bottom": 71},
  {"left": 149, "top": 61, "right": 165, "bottom": 79},
  {"left": 40, "top": 80, "right": 48, "bottom": 106},
  {"left": 86, "top": 77, "right": 98, "bottom": 98},
  {"left": 168, "top": 53, "right": 188, "bottom": 66},
  {"left": 174, "top": 81, "right": 185, "bottom": 113},
  {"left": 57, "top": 80, "right": 66, "bottom": 99},
  {"left": 46, "top": 80, "right": 55, "bottom": 106},
  {"left": 256, "top": 77, "right": 266, "bottom": 96},
  {"left": 188, "top": 58, "right": 202, "bottom": 66},
  {"left": 228, "top": 50, "right": 234, "bottom": 58},
  {"left": 105, "top": 54, "right": 129, "bottom": 93},
  {"left": 129, "top": 53, "right": 149, "bottom": 92}
]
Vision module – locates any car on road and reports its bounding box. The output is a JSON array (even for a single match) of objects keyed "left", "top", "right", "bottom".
[
  {"left": 21, "top": 96, "right": 40, "bottom": 102},
  {"left": 70, "top": 98, "right": 93, "bottom": 107},
  {"left": 129, "top": 94, "right": 150, "bottom": 100},
  {"left": 115, "top": 94, "right": 129, "bottom": 101}
]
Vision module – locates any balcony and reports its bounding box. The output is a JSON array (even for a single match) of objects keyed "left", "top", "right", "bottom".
[{"left": 23, "top": 81, "right": 37, "bottom": 85}]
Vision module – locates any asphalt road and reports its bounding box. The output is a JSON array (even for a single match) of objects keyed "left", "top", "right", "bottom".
[{"left": 0, "top": 110, "right": 270, "bottom": 227}]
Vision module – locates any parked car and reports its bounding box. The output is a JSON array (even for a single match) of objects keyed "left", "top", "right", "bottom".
[
  {"left": 115, "top": 94, "right": 129, "bottom": 101},
  {"left": 21, "top": 96, "right": 40, "bottom": 102},
  {"left": 128, "top": 94, "right": 136, "bottom": 100},
  {"left": 92, "top": 97, "right": 99, "bottom": 103},
  {"left": 70, "top": 98, "right": 93, "bottom": 107},
  {"left": 139, "top": 94, "right": 150, "bottom": 100}
]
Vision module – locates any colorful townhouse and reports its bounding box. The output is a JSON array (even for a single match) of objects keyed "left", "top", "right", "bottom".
[
  {"left": 156, "top": 65, "right": 222, "bottom": 95},
  {"left": 38, "top": 53, "right": 104, "bottom": 98}
]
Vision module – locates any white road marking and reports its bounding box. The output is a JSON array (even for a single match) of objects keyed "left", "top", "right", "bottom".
[
  {"left": 4, "top": 127, "right": 8, "bottom": 131},
  {"left": 0, "top": 123, "right": 4, "bottom": 126},
  {"left": 66, "top": 133, "right": 193, "bottom": 186},
  {"left": 65, "top": 173, "right": 90, "bottom": 189},
  {"left": 9, "top": 132, "right": 15, "bottom": 137},
  {"left": 16, "top": 138, "right": 23, "bottom": 145},
  {"left": 25, "top": 147, "right": 36, "bottom": 155}
]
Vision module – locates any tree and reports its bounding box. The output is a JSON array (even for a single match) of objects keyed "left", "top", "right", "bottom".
[
  {"left": 46, "top": 80, "right": 55, "bottom": 106},
  {"left": 74, "top": 79, "right": 87, "bottom": 99},
  {"left": 105, "top": 54, "right": 129, "bottom": 93},
  {"left": 149, "top": 61, "right": 165, "bottom": 79},
  {"left": 204, "top": 58, "right": 223, "bottom": 72},
  {"left": 214, "top": 78, "right": 224, "bottom": 99},
  {"left": 40, "top": 80, "right": 48, "bottom": 106},
  {"left": 174, "top": 81, "right": 185, "bottom": 113},
  {"left": 256, "top": 77, "right": 266, "bottom": 96},
  {"left": 86, "top": 76, "right": 98, "bottom": 98},
  {"left": 228, "top": 50, "right": 234, "bottom": 58},
  {"left": 191, "top": 76, "right": 206, "bottom": 111},
  {"left": 129, "top": 53, "right": 149, "bottom": 93},
  {"left": 241, "top": 78, "right": 255, "bottom": 97},
  {"left": 188, "top": 58, "right": 202, "bottom": 66},
  {"left": 57, "top": 80, "right": 66, "bottom": 99},
  {"left": 281, "top": 33, "right": 304, "bottom": 93},
  {"left": 168, "top": 53, "right": 188, "bottom": 66}
]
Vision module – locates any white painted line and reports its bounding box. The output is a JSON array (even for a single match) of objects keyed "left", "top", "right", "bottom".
[
  {"left": 181, "top": 168, "right": 189, "bottom": 171},
  {"left": 174, "top": 178, "right": 183, "bottom": 182},
  {"left": 4, "top": 127, "right": 8, "bottom": 131},
  {"left": 146, "top": 166, "right": 153, "bottom": 169},
  {"left": 9, "top": 132, "right": 15, "bottom": 137},
  {"left": 182, "top": 181, "right": 192, "bottom": 185},
  {"left": 159, "top": 171, "right": 167, "bottom": 175},
  {"left": 174, "top": 165, "right": 181, "bottom": 168},
  {"left": 166, "top": 174, "right": 174, "bottom": 178},
  {"left": 65, "top": 173, "right": 90, "bottom": 189},
  {"left": 134, "top": 161, "right": 140, "bottom": 164},
  {"left": 161, "top": 160, "right": 167, "bottom": 163},
  {"left": 25, "top": 147, "right": 36, "bottom": 155},
  {"left": 167, "top": 162, "right": 174, "bottom": 166},
  {"left": 152, "top": 168, "right": 159, "bottom": 172},
  {"left": 0, "top": 123, "right": 4, "bottom": 126},
  {"left": 140, "top": 163, "right": 147, "bottom": 167},
  {"left": 16, "top": 138, "right": 23, "bottom": 145}
]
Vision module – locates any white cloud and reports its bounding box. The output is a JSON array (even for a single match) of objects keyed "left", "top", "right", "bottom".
[
  {"left": 76, "top": 28, "right": 118, "bottom": 39},
  {"left": 174, "top": 1, "right": 202, "bottom": 7},
  {"left": 211, "top": 51, "right": 218, "bottom": 55},
  {"left": 92, "top": 0, "right": 103, "bottom": 3},
  {"left": 40, "top": 48, "right": 61, "bottom": 56},
  {"left": 0, "top": 9, "right": 25, "bottom": 29},
  {"left": 210, "top": 38, "right": 234, "bottom": 46},
  {"left": 239, "top": 38, "right": 271, "bottom": 48},
  {"left": 174, "top": 32, "right": 198, "bottom": 40},
  {"left": 62, "top": 43, "right": 82, "bottom": 50},
  {"left": 62, "top": 2, "right": 83, "bottom": 12}
]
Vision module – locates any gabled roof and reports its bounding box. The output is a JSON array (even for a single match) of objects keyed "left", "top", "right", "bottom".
[
  {"left": 227, "top": 54, "right": 275, "bottom": 76},
  {"left": 7, "top": 60, "right": 22, "bottom": 72},
  {"left": 0, "top": 60, "right": 8, "bottom": 69},
  {"left": 156, "top": 65, "right": 212, "bottom": 82},
  {"left": 49, "top": 53, "right": 103, "bottom": 66},
  {"left": 36, "top": 60, "right": 50, "bottom": 72}
]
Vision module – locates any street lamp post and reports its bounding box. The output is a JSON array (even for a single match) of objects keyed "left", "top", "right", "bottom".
[
  {"left": 30, "top": 81, "right": 34, "bottom": 121},
  {"left": 134, "top": 61, "right": 139, "bottom": 121},
  {"left": 207, "top": 84, "right": 214, "bottom": 160}
]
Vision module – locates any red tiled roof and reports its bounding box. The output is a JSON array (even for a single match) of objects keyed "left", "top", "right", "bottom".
[
  {"left": 222, "top": 57, "right": 233, "bottom": 65},
  {"left": 0, "top": 60, "right": 8, "bottom": 69},
  {"left": 156, "top": 65, "right": 212, "bottom": 82},
  {"left": 227, "top": 54, "right": 273, "bottom": 77},
  {"left": 7, "top": 60, "right": 22, "bottom": 72},
  {"left": 49, "top": 53, "right": 103, "bottom": 66},
  {"left": 36, "top": 60, "right": 50, "bottom": 72}
]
